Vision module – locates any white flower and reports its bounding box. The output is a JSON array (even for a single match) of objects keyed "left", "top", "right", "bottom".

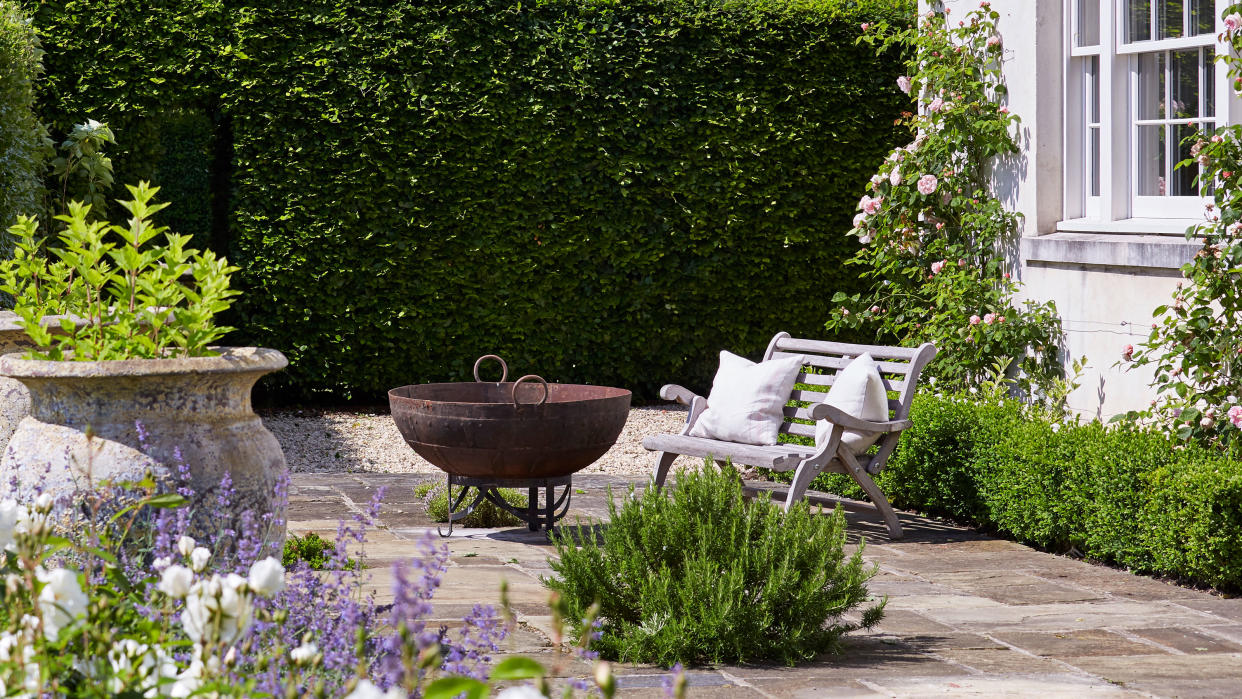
[
  {"left": 107, "top": 639, "right": 177, "bottom": 696},
  {"left": 497, "top": 686, "right": 550, "bottom": 699},
  {"left": 852, "top": 212, "right": 866, "bottom": 229},
  {"left": 159, "top": 565, "right": 193, "bottom": 599},
  {"left": 181, "top": 573, "right": 253, "bottom": 646},
  {"left": 37, "top": 568, "right": 88, "bottom": 641},
  {"left": 889, "top": 169, "right": 901, "bottom": 186},
  {"left": 247, "top": 557, "right": 285, "bottom": 597},
  {"left": 33, "top": 492, "right": 53, "bottom": 513},
  {"left": 0, "top": 499, "right": 20, "bottom": 551},
  {"left": 169, "top": 657, "right": 205, "bottom": 698},
  {"left": 16, "top": 503, "right": 48, "bottom": 538},
  {"left": 177, "top": 535, "right": 197, "bottom": 558},
  {"left": 290, "top": 641, "right": 318, "bottom": 666},
  {"left": 152, "top": 556, "right": 172, "bottom": 571},
  {"left": 190, "top": 546, "right": 211, "bottom": 573},
  {"left": 344, "top": 680, "right": 406, "bottom": 699},
  {"left": 897, "top": 75, "right": 912, "bottom": 93},
  {"left": 0, "top": 631, "right": 18, "bottom": 662}
]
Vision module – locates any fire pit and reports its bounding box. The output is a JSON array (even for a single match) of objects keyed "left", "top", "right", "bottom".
[{"left": 389, "top": 355, "right": 631, "bottom": 532}]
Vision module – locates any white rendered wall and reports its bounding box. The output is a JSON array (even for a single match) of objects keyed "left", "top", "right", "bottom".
[{"left": 922, "top": 0, "right": 1198, "bottom": 419}]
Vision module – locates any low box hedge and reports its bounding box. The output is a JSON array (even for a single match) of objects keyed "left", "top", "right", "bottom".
[{"left": 795, "top": 393, "right": 1242, "bottom": 592}]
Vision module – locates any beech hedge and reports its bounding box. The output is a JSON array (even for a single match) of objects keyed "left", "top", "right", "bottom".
[
  {"left": 30, "top": 0, "right": 912, "bottom": 398},
  {"left": 0, "top": 0, "right": 43, "bottom": 237},
  {"left": 795, "top": 394, "right": 1242, "bottom": 593}
]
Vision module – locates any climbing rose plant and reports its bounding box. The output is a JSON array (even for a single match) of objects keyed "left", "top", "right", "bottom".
[
  {"left": 1121, "top": 4, "right": 1242, "bottom": 454},
  {"left": 827, "top": 3, "right": 1065, "bottom": 399}
]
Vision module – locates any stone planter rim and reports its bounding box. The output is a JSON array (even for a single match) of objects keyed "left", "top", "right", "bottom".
[
  {"left": 0, "top": 346, "right": 288, "bottom": 379},
  {"left": 0, "top": 310, "right": 91, "bottom": 334}
]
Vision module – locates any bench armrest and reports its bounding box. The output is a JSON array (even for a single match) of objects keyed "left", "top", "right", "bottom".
[
  {"left": 659, "top": 384, "right": 701, "bottom": 407},
  {"left": 809, "top": 403, "right": 912, "bottom": 433}
]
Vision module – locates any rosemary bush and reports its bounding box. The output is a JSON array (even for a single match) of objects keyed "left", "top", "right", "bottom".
[{"left": 546, "top": 463, "right": 883, "bottom": 667}]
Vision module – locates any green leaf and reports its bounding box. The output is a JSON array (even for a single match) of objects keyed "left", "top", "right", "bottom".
[
  {"left": 489, "top": 656, "right": 548, "bottom": 681},
  {"left": 423, "top": 677, "right": 489, "bottom": 699}
]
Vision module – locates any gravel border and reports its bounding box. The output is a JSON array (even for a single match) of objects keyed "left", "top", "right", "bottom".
[{"left": 262, "top": 405, "right": 688, "bottom": 476}]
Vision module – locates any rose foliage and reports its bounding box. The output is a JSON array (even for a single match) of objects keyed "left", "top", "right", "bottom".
[{"left": 827, "top": 4, "right": 1066, "bottom": 399}]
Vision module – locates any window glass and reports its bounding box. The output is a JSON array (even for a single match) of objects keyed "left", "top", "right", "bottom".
[
  {"left": 1170, "top": 49, "right": 1199, "bottom": 119},
  {"left": 1156, "top": 0, "right": 1183, "bottom": 39},
  {"left": 1078, "top": 0, "right": 1101, "bottom": 47},
  {"left": 1127, "top": 0, "right": 1153, "bottom": 42},
  {"left": 1136, "top": 125, "right": 1166, "bottom": 196},
  {"left": 1172, "top": 122, "right": 1199, "bottom": 196},
  {"left": 1136, "top": 52, "right": 1165, "bottom": 119},
  {"left": 1190, "top": 0, "right": 1215, "bottom": 35},
  {"left": 1204, "top": 51, "right": 1215, "bottom": 118}
]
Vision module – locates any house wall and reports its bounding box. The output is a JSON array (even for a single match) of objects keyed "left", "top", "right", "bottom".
[{"left": 931, "top": 0, "right": 1200, "bottom": 419}]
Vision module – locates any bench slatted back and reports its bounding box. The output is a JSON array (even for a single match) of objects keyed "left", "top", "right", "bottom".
[{"left": 762, "top": 332, "right": 937, "bottom": 441}]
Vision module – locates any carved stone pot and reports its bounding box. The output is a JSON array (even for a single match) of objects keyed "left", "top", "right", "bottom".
[
  {"left": 0, "top": 312, "right": 37, "bottom": 451},
  {"left": 0, "top": 347, "right": 289, "bottom": 545}
]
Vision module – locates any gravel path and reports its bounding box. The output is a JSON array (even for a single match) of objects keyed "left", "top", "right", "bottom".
[{"left": 262, "top": 405, "right": 688, "bottom": 476}]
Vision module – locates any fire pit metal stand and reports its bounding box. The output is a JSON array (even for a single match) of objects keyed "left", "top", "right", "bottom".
[{"left": 439, "top": 474, "right": 573, "bottom": 536}]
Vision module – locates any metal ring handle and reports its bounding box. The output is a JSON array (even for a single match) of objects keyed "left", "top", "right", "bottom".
[
  {"left": 473, "top": 355, "right": 508, "bottom": 383},
  {"left": 511, "top": 374, "right": 549, "bottom": 407}
]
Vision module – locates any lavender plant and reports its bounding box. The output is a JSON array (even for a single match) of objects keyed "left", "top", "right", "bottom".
[{"left": 0, "top": 424, "right": 654, "bottom": 697}]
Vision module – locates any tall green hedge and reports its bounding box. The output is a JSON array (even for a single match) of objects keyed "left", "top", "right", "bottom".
[
  {"left": 30, "top": 0, "right": 912, "bottom": 399},
  {"left": 0, "top": 0, "right": 44, "bottom": 241},
  {"left": 798, "top": 394, "right": 1242, "bottom": 593}
]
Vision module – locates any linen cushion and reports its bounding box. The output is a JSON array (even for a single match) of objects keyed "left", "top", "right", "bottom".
[
  {"left": 814, "top": 353, "right": 889, "bottom": 454},
  {"left": 688, "top": 351, "right": 804, "bottom": 446}
]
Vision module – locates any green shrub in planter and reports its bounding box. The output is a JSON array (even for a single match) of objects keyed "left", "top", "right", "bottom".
[{"left": 546, "top": 462, "right": 884, "bottom": 666}]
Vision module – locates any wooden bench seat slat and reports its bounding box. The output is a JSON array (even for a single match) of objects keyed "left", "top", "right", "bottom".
[
  {"left": 772, "top": 351, "right": 916, "bottom": 375},
  {"left": 641, "top": 434, "right": 811, "bottom": 471},
  {"left": 782, "top": 421, "right": 817, "bottom": 438},
  {"left": 773, "top": 337, "right": 922, "bottom": 360},
  {"left": 794, "top": 375, "right": 907, "bottom": 395}
]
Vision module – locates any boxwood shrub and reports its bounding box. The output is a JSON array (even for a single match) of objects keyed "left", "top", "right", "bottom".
[
  {"left": 546, "top": 463, "right": 884, "bottom": 666},
  {"left": 800, "top": 393, "right": 1242, "bottom": 592},
  {"left": 32, "top": 0, "right": 914, "bottom": 399}
]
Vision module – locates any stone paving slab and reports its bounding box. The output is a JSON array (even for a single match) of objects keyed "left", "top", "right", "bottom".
[{"left": 287, "top": 472, "right": 1242, "bottom": 698}]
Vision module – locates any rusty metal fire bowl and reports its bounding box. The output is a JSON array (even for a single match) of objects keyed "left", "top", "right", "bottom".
[{"left": 388, "top": 355, "right": 631, "bottom": 532}]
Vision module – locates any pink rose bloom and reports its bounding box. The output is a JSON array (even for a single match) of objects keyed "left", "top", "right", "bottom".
[
  {"left": 969, "top": 315, "right": 981, "bottom": 325},
  {"left": 1226, "top": 13, "right": 1242, "bottom": 34},
  {"left": 983, "top": 313, "right": 995, "bottom": 325},
  {"left": 897, "top": 76, "right": 912, "bottom": 94},
  {"left": 958, "top": 258, "right": 966, "bottom": 267},
  {"left": 998, "top": 106, "right": 1009, "bottom": 114},
  {"left": 870, "top": 306, "right": 881, "bottom": 313},
  {"left": 1228, "top": 405, "right": 1242, "bottom": 428},
  {"left": 859, "top": 233, "right": 872, "bottom": 244},
  {"left": 1122, "top": 344, "right": 1134, "bottom": 361},
  {"left": 863, "top": 196, "right": 883, "bottom": 215},
  {"left": 930, "top": 260, "right": 946, "bottom": 275},
  {"left": 889, "top": 169, "right": 901, "bottom": 186},
  {"left": 861, "top": 22, "right": 869, "bottom": 31},
  {"left": 996, "top": 315, "right": 1005, "bottom": 323},
  {"left": 928, "top": 97, "right": 945, "bottom": 113},
  {"left": 852, "top": 213, "right": 866, "bottom": 228},
  {"left": 917, "top": 174, "right": 938, "bottom": 195},
  {"left": 1201, "top": 416, "right": 1215, "bottom": 428}
]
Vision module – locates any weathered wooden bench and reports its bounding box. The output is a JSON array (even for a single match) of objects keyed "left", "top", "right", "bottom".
[{"left": 642, "top": 332, "right": 936, "bottom": 538}]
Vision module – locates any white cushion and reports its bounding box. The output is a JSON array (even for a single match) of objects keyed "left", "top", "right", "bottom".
[
  {"left": 815, "top": 353, "right": 889, "bottom": 454},
  {"left": 688, "top": 351, "right": 804, "bottom": 446}
]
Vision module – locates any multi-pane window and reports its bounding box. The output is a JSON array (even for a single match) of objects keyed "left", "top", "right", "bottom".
[{"left": 1068, "top": 0, "right": 1224, "bottom": 221}]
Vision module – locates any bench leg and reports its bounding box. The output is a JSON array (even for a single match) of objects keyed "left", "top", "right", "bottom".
[
  {"left": 652, "top": 451, "right": 678, "bottom": 489},
  {"left": 783, "top": 459, "right": 821, "bottom": 513},
  {"left": 841, "top": 451, "right": 903, "bottom": 539}
]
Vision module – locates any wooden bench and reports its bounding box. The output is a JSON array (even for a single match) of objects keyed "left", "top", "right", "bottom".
[{"left": 642, "top": 332, "right": 936, "bottom": 539}]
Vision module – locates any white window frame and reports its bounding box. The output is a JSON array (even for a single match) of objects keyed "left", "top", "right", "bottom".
[{"left": 1065, "top": 0, "right": 1230, "bottom": 225}]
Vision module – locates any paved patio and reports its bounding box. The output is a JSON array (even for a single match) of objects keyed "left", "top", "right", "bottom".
[{"left": 288, "top": 472, "right": 1242, "bottom": 698}]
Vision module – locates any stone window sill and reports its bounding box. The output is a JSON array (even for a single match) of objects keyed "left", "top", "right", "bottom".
[{"left": 1022, "top": 226, "right": 1201, "bottom": 270}]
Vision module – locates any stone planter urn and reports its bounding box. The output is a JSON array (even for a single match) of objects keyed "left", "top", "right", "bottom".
[
  {"left": 0, "top": 347, "right": 289, "bottom": 544},
  {"left": 0, "top": 311, "right": 37, "bottom": 451}
]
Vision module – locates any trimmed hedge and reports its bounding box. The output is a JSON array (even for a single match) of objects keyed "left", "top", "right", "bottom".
[
  {"left": 30, "top": 0, "right": 913, "bottom": 399},
  {"left": 0, "top": 0, "right": 44, "bottom": 239},
  {"left": 800, "top": 394, "right": 1242, "bottom": 592}
]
